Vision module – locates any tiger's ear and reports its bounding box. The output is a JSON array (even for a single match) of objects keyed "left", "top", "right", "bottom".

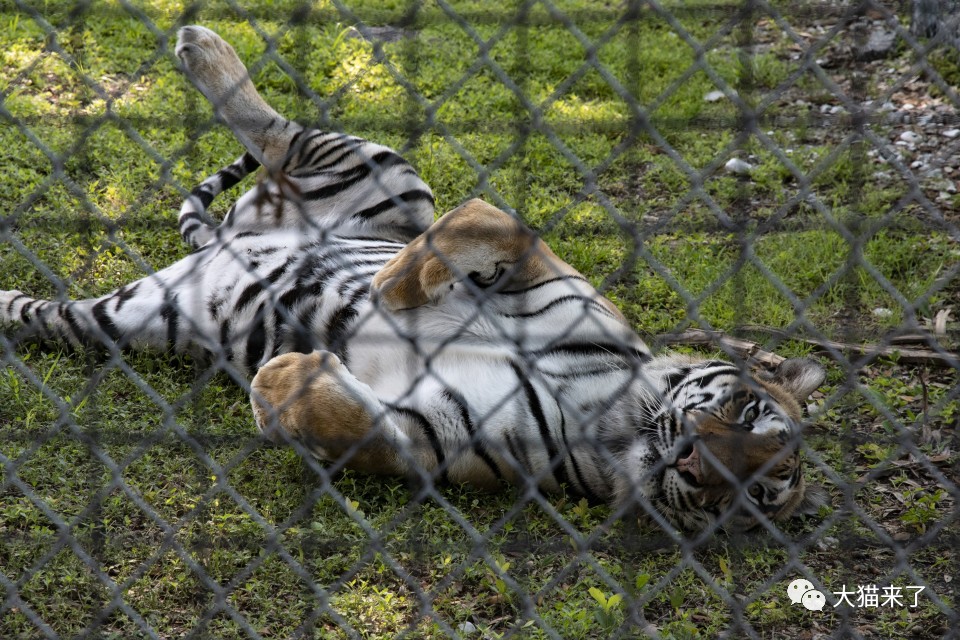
[
  {"left": 770, "top": 358, "right": 825, "bottom": 402},
  {"left": 795, "top": 483, "right": 829, "bottom": 517}
]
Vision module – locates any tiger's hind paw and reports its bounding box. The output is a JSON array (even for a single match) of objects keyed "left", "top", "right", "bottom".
[{"left": 175, "top": 26, "right": 251, "bottom": 108}]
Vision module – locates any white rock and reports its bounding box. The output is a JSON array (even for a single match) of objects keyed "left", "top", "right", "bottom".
[
  {"left": 899, "top": 131, "right": 921, "bottom": 143},
  {"left": 704, "top": 90, "right": 726, "bottom": 102},
  {"left": 872, "top": 307, "right": 893, "bottom": 318},
  {"left": 943, "top": 129, "right": 960, "bottom": 139},
  {"left": 458, "top": 621, "right": 478, "bottom": 634},
  {"left": 724, "top": 158, "right": 753, "bottom": 175}
]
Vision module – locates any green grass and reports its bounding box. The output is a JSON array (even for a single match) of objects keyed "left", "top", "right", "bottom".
[{"left": 1, "top": 1, "right": 958, "bottom": 638}]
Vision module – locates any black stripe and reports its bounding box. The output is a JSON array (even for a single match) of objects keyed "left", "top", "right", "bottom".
[
  {"left": 440, "top": 389, "right": 503, "bottom": 482},
  {"left": 305, "top": 137, "right": 355, "bottom": 168},
  {"left": 190, "top": 186, "right": 215, "bottom": 209},
  {"left": 337, "top": 269, "right": 380, "bottom": 297},
  {"left": 510, "top": 362, "right": 568, "bottom": 489},
  {"left": 674, "top": 365, "right": 740, "bottom": 399},
  {"left": 92, "top": 298, "right": 122, "bottom": 344},
  {"left": 334, "top": 235, "right": 408, "bottom": 246},
  {"left": 285, "top": 128, "right": 307, "bottom": 159},
  {"left": 497, "top": 275, "right": 589, "bottom": 295},
  {"left": 241, "top": 152, "right": 261, "bottom": 173},
  {"left": 218, "top": 165, "right": 246, "bottom": 192},
  {"left": 558, "top": 412, "right": 604, "bottom": 503},
  {"left": 390, "top": 406, "right": 447, "bottom": 483},
  {"left": 249, "top": 244, "right": 282, "bottom": 258},
  {"left": 504, "top": 294, "right": 613, "bottom": 319},
  {"left": 235, "top": 281, "right": 265, "bottom": 315},
  {"left": 180, "top": 222, "right": 200, "bottom": 238},
  {"left": 663, "top": 367, "right": 691, "bottom": 393},
  {"left": 18, "top": 298, "right": 35, "bottom": 324},
  {"left": 179, "top": 210, "right": 202, "bottom": 224},
  {"left": 314, "top": 147, "right": 358, "bottom": 171},
  {"left": 60, "top": 304, "right": 85, "bottom": 344},
  {"left": 325, "top": 288, "right": 367, "bottom": 365},
  {"left": 285, "top": 131, "right": 325, "bottom": 173},
  {"left": 504, "top": 430, "right": 531, "bottom": 474},
  {"left": 350, "top": 189, "right": 435, "bottom": 222},
  {"left": 160, "top": 294, "right": 179, "bottom": 348},
  {"left": 541, "top": 363, "right": 633, "bottom": 380},
  {"left": 6, "top": 292, "right": 28, "bottom": 314},
  {"left": 219, "top": 319, "right": 233, "bottom": 362},
  {"left": 292, "top": 305, "right": 318, "bottom": 354},
  {"left": 301, "top": 165, "right": 368, "bottom": 202},
  {"left": 272, "top": 304, "right": 313, "bottom": 357},
  {"left": 301, "top": 151, "right": 406, "bottom": 202},
  {"left": 112, "top": 283, "right": 140, "bottom": 312},
  {"left": 32, "top": 302, "right": 53, "bottom": 339},
  {"left": 234, "top": 259, "right": 293, "bottom": 314},
  {"left": 245, "top": 303, "right": 267, "bottom": 373},
  {"left": 536, "top": 342, "right": 651, "bottom": 363}
]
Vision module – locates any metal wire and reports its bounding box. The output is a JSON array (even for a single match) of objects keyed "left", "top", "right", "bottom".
[{"left": 1, "top": 1, "right": 958, "bottom": 638}]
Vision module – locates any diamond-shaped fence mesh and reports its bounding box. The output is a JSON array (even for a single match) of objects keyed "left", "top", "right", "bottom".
[{"left": 1, "top": 1, "right": 958, "bottom": 638}]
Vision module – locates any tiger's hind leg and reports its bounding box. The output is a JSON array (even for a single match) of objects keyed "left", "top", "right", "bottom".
[
  {"left": 251, "top": 351, "right": 436, "bottom": 476},
  {"left": 371, "top": 199, "right": 613, "bottom": 313},
  {"left": 175, "top": 26, "right": 303, "bottom": 172}
]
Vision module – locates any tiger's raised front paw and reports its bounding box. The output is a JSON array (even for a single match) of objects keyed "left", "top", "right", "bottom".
[{"left": 369, "top": 247, "right": 437, "bottom": 312}]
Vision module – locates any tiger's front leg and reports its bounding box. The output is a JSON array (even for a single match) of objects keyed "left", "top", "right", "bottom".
[
  {"left": 251, "top": 350, "right": 436, "bottom": 477},
  {"left": 371, "top": 199, "right": 596, "bottom": 312}
]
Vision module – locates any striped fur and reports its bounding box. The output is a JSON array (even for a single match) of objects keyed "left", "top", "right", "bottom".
[{"left": 0, "top": 26, "right": 826, "bottom": 532}]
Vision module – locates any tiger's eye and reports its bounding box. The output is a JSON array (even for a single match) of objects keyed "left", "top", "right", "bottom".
[{"left": 748, "top": 484, "right": 763, "bottom": 499}]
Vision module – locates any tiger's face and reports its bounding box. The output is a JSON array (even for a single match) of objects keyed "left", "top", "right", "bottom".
[{"left": 644, "top": 358, "right": 826, "bottom": 532}]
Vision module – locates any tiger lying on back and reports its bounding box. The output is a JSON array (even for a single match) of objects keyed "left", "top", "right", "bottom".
[{"left": 0, "top": 26, "right": 826, "bottom": 532}]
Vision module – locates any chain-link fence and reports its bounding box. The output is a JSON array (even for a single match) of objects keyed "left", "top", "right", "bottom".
[{"left": 1, "top": 1, "right": 958, "bottom": 638}]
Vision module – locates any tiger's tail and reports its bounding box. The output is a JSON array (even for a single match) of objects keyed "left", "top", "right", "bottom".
[{"left": 177, "top": 152, "right": 260, "bottom": 248}]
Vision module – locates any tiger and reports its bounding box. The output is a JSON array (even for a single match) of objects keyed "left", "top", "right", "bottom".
[{"left": 0, "top": 26, "right": 826, "bottom": 532}]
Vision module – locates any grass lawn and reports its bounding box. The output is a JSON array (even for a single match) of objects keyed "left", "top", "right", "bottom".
[{"left": 1, "top": 1, "right": 958, "bottom": 638}]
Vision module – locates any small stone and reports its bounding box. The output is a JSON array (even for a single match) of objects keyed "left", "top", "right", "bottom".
[
  {"left": 858, "top": 29, "right": 897, "bottom": 61},
  {"left": 817, "top": 536, "right": 839, "bottom": 551},
  {"left": 724, "top": 158, "right": 753, "bottom": 175},
  {"left": 704, "top": 90, "right": 726, "bottom": 102},
  {"left": 458, "top": 621, "right": 478, "bottom": 634},
  {"left": 944, "top": 129, "right": 960, "bottom": 139},
  {"left": 873, "top": 307, "right": 893, "bottom": 318},
  {"left": 899, "top": 131, "right": 921, "bottom": 143},
  {"left": 946, "top": 575, "right": 953, "bottom": 583}
]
